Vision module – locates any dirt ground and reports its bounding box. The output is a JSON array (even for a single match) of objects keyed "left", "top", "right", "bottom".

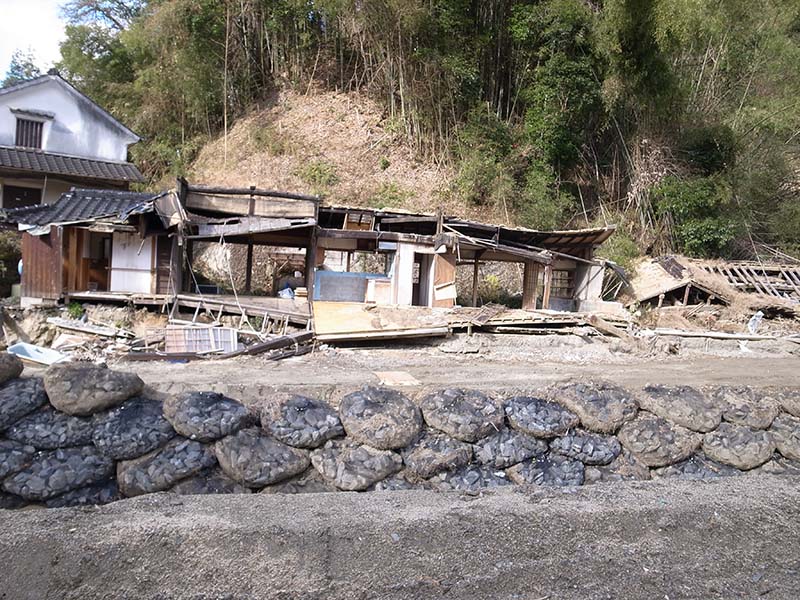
[
  {"left": 1, "top": 475, "right": 799, "bottom": 599},
  {"left": 72, "top": 333, "right": 800, "bottom": 411},
  {"left": 4, "top": 332, "right": 800, "bottom": 599}
]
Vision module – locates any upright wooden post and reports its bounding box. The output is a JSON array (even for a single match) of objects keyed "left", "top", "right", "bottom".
[
  {"left": 542, "top": 264, "right": 553, "bottom": 310},
  {"left": 522, "top": 261, "right": 539, "bottom": 311},
  {"left": 304, "top": 230, "right": 318, "bottom": 296},
  {"left": 471, "top": 251, "right": 483, "bottom": 307},
  {"left": 244, "top": 240, "right": 253, "bottom": 293}
]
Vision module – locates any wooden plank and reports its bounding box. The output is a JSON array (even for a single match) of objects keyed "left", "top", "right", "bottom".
[
  {"left": 186, "top": 184, "right": 319, "bottom": 202},
  {"left": 245, "top": 242, "right": 253, "bottom": 293},
  {"left": 186, "top": 192, "right": 316, "bottom": 219},
  {"left": 471, "top": 258, "right": 480, "bottom": 308},
  {"left": 312, "top": 301, "right": 449, "bottom": 340},
  {"left": 432, "top": 253, "right": 457, "bottom": 308},
  {"left": 522, "top": 261, "right": 539, "bottom": 311},
  {"left": 541, "top": 265, "right": 553, "bottom": 309}
]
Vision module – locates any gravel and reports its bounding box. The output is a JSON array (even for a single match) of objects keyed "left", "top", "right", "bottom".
[
  {"left": 116, "top": 437, "right": 217, "bottom": 497},
  {"left": 44, "top": 363, "right": 143, "bottom": 416},
  {"left": 163, "top": 391, "right": 252, "bottom": 442},
  {"left": 472, "top": 428, "right": 547, "bottom": 469},
  {"left": 617, "top": 412, "right": 702, "bottom": 467},
  {"left": 2, "top": 445, "right": 115, "bottom": 501},
  {"left": 508, "top": 453, "right": 585, "bottom": 486},
  {"left": 584, "top": 449, "right": 651, "bottom": 484},
  {"left": 311, "top": 439, "right": 402, "bottom": 491},
  {"left": 261, "top": 468, "right": 338, "bottom": 494},
  {"left": 639, "top": 385, "right": 722, "bottom": 432},
  {"left": 0, "top": 377, "right": 48, "bottom": 432},
  {"left": 550, "top": 381, "right": 638, "bottom": 433},
  {"left": 0, "top": 439, "right": 36, "bottom": 479},
  {"left": 339, "top": 386, "right": 422, "bottom": 450},
  {"left": 549, "top": 430, "right": 621, "bottom": 465},
  {"left": 504, "top": 395, "right": 580, "bottom": 438},
  {"left": 92, "top": 397, "right": 176, "bottom": 460},
  {"left": 420, "top": 388, "right": 504, "bottom": 442},
  {"left": 5, "top": 407, "right": 95, "bottom": 450},
  {"left": 263, "top": 395, "right": 344, "bottom": 449},
  {"left": 214, "top": 427, "right": 310, "bottom": 488}
]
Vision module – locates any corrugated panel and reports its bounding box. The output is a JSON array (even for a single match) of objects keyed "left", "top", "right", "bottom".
[{"left": 21, "top": 229, "right": 62, "bottom": 299}]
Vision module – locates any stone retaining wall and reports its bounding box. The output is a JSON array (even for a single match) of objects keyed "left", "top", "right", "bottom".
[{"left": 1, "top": 353, "right": 799, "bottom": 508}]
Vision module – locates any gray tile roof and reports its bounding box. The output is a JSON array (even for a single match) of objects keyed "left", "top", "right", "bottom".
[
  {"left": 1, "top": 188, "right": 159, "bottom": 226},
  {"left": 0, "top": 146, "right": 145, "bottom": 183}
]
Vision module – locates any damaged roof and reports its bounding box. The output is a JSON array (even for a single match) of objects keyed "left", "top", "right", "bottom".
[
  {"left": 1, "top": 188, "right": 160, "bottom": 227},
  {"left": 0, "top": 146, "right": 145, "bottom": 183}
]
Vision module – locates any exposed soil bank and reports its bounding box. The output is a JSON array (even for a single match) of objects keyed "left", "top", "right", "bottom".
[{"left": 1, "top": 475, "right": 799, "bottom": 599}]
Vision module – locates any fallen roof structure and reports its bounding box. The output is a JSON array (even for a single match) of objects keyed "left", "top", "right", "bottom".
[{"left": 699, "top": 261, "right": 800, "bottom": 302}]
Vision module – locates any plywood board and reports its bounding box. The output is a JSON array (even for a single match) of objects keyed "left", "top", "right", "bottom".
[
  {"left": 312, "top": 301, "right": 449, "bottom": 341},
  {"left": 186, "top": 192, "right": 315, "bottom": 219},
  {"left": 110, "top": 232, "right": 154, "bottom": 294}
]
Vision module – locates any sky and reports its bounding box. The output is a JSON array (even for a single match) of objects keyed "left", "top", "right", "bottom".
[{"left": 0, "top": 0, "right": 66, "bottom": 77}]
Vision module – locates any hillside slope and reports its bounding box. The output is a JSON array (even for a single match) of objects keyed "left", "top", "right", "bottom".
[{"left": 187, "top": 89, "right": 502, "bottom": 222}]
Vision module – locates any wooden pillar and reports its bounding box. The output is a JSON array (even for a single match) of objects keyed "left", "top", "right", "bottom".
[
  {"left": 471, "top": 252, "right": 483, "bottom": 307},
  {"left": 542, "top": 264, "right": 553, "bottom": 310},
  {"left": 522, "top": 261, "right": 539, "bottom": 311},
  {"left": 304, "top": 229, "right": 318, "bottom": 295},
  {"left": 244, "top": 240, "right": 253, "bottom": 293}
]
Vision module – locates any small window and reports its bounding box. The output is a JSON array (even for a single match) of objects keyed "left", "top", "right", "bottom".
[
  {"left": 15, "top": 119, "right": 43, "bottom": 149},
  {"left": 551, "top": 270, "right": 575, "bottom": 298}
]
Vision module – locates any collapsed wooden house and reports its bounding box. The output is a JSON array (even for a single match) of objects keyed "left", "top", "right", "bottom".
[{"left": 3, "top": 181, "right": 618, "bottom": 339}]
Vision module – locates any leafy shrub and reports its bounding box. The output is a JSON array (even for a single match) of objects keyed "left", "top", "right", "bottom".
[
  {"left": 368, "top": 182, "right": 412, "bottom": 209},
  {"left": 379, "top": 157, "right": 391, "bottom": 170},
  {"left": 680, "top": 124, "right": 738, "bottom": 174},
  {"left": 67, "top": 302, "right": 85, "bottom": 320},
  {"left": 295, "top": 160, "right": 339, "bottom": 193},
  {"left": 654, "top": 176, "right": 737, "bottom": 257},
  {"left": 596, "top": 229, "right": 641, "bottom": 272},
  {"left": 250, "top": 125, "right": 292, "bottom": 156}
]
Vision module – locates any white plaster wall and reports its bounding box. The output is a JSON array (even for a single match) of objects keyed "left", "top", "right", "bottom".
[{"left": 0, "top": 78, "right": 137, "bottom": 161}]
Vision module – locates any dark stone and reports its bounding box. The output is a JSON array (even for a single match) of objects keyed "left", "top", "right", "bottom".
[
  {"left": 214, "top": 427, "right": 310, "bottom": 488},
  {"left": 401, "top": 431, "right": 472, "bottom": 478},
  {"left": 505, "top": 396, "right": 580, "bottom": 438},
  {"left": 652, "top": 453, "right": 741, "bottom": 480},
  {"left": 769, "top": 413, "right": 800, "bottom": 462},
  {"left": 261, "top": 468, "right": 338, "bottom": 494},
  {"left": 44, "top": 363, "right": 144, "bottom": 416},
  {"left": 92, "top": 397, "right": 176, "bottom": 460},
  {"left": 712, "top": 386, "right": 778, "bottom": 430},
  {"left": 44, "top": 480, "right": 121, "bottom": 508},
  {"left": 472, "top": 429, "right": 548, "bottom": 469},
  {"left": 6, "top": 407, "right": 94, "bottom": 450},
  {"left": 311, "top": 439, "right": 402, "bottom": 491},
  {"left": 702, "top": 423, "right": 775, "bottom": 470},
  {"left": 639, "top": 385, "right": 721, "bottom": 433},
  {"left": 117, "top": 438, "right": 217, "bottom": 497},
  {"left": 263, "top": 395, "right": 344, "bottom": 449},
  {"left": 618, "top": 412, "right": 701, "bottom": 468},
  {"left": 0, "top": 491, "right": 26, "bottom": 509},
  {"left": 0, "top": 377, "right": 48, "bottom": 432},
  {"left": 549, "top": 430, "right": 621, "bottom": 466},
  {"left": 163, "top": 391, "right": 252, "bottom": 442},
  {"left": 170, "top": 468, "right": 251, "bottom": 495},
  {"left": 339, "top": 386, "right": 422, "bottom": 450},
  {"left": 507, "top": 454, "right": 585, "bottom": 487},
  {"left": 0, "top": 353, "right": 23, "bottom": 385},
  {"left": 550, "top": 381, "right": 638, "bottom": 434},
  {"left": 369, "top": 471, "right": 421, "bottom": 492},
  {"left": 420, "top": 388, "right": 504, "bottom": 442},
  {"left": 584, "top": 449, "right": 651, "bottom": 484},
  {"left": 428, "top": 464, "right": 512, "bottom": 493},
  {"left": 2, "top": 445, "right": 115, "bottom": 501},
  {"left": 0, "top": 439, "right": 36, "bottom": 479}
]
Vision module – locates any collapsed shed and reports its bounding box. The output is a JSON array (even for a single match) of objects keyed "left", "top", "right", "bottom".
[{"left": 3, "top": 181, "right": 619, "bottom": 340}]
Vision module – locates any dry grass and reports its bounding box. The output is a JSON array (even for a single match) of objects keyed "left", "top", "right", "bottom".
[{"left": 187, "top": 89, "right": 506, "bottom": 222}]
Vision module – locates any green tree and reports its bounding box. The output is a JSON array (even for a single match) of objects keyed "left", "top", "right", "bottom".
[{"left": 2, "top": 49, "right": 41, "bottom": 87}]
